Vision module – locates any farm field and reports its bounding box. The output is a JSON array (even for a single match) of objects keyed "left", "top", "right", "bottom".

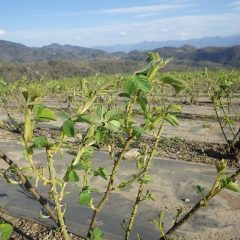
[{"left": 0, "top": 59, "right": 240, "bottom": 240}]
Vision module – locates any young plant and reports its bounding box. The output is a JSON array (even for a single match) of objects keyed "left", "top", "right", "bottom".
[
  {"left": 119, "top": 53, "right": 185, "bottom": 240},
  {"left": 208, "top": 71, "right": 240, "bottom": 160},
  {"left": 15, "top": 80, "right": 110, "bottom": 239},
  {"left": 158, "top": 159, "right": 240, "bottom": 240}
]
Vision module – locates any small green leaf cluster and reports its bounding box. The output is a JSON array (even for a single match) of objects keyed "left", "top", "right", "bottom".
[{"left": 0, "top": 222, "right": 13, "bottom": 240}]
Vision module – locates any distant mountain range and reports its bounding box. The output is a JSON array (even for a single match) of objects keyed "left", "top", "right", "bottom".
[
  {"left": 0, "top": 40, "right": 109, "bottom": 63},
  {"left": 0, "top": 38, "right": 240, "bottom": 67},
  {"left": 0, "top": 38, "right": 240, "bottom": 82},
  {"left": 94, "top": 35, "right": 240, "bottom": 53}
]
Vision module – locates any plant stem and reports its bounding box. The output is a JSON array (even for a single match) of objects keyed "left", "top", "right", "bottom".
[
  {"left": 231, "top": 127, "right": 240, "bottom": 147},
  {"left": 0, "top": 150, "right": 58, "bottom": 225},
  {"left": 212, "top": 98, "right": 229, "bottom": 145},
  {"left": 124, "top": 124, "right": 164, "bottom": 240},
  {"left": 87, "top": 94, "right": 138, "bottom": 235},
  {"left": 159, "top": 168, "right": 240, "bottom": 240},
  {"left": 219, "top": 99, "right": 235, "bottom": 136},
  {"left": 124, "top": 184, "right": 143, "bottom": 240},
  {"left": 47, "top": 153, "right": 70, "bottom": 240},
  {"left": 87, "top": 136, "right": 133, "bottom": 234}
]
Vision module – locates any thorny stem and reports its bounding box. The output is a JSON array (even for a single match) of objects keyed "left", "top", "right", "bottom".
[
  {"left": 87, "top": 94, "right": 138, "bottom": 235},
  {"left": 87, "top": 136, "right": 133, "bottom": 234},
  {"left": 0, "top": 150, "right": 59, "bottom": 225},
  {"left": 23, "top": 107, "right": 51, "bottom": 185},
  {"left": 47, "top": 152, "right": 70, "bottom": 240},
  {"left": 124, "top": 123, "right": 164, "bottom": 240},
  {"left": 226, "top": 93, "right": 231, "bottom": 115},
  {"left": 231, "top": 127, "right": 240, "bottom": 147},
  {"left": 212, "top": 98, "right": 229, "bottom": 145},
  {"left": 78, "top": 94, "right": 97, "bottom": 115},
  {"left": 159, "top": 168, "right": 240, "bottom": 240},
  {"left": 219, "top": 99, "right": 236, "bottom": 136},
  {"left": 124, "top": 184, "right": 144, "bottom": 240}
]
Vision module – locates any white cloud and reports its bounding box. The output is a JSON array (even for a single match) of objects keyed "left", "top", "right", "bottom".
[
  {"left": 133, "top": 13, "right": 158, "bottom": 18},
  {"left": 34, "top": 12, "right": 81, "bottom": 17},
  {"left": 0, "top": 28, "right": 6, "bottom": 36},
  {"left": 120, "top": 31, "right": 128, "bottom": 36},
  {"left": 93, "top": 3, "right": 197, "bottom": 15},
  {"left": 227, "top": 1, "right": 240, "bottom": 10},
  {"left": 228, "top": 1, "right": 240, "bottom": 7},
  {"left": 6, "top": 13, "right": 240, "bottom": 47},
  {"left": 176, "top": 32, "right": 190, "bottom": 40},
  {"left": 35, "top": 3, "right": 197, "bottom": 17}
]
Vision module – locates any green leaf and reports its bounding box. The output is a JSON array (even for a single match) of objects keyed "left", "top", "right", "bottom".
[
  {"left": 20, "top": 87, "right": 41, "bottom": 103},
  {"left": 135, "top": 60, "right": 155, "bottom": 77},
  {"left": 79, "top": 190, "right": 91, "bottom": 206},
  {"left": 192, "top": 184, "right": 205, "bottom": 194},
  {"left": 215, "top": 159, "right": 228, "bottom": 173},
  {"left": 19, "top": 87, "right": 29, "bottom": 102},
  {"left": 169, "top": 104, "right": 182, "bottom": 112},
  {"left": 62, "top": 119, "right": 75, "bottom": 137},
  {"left": 85, "top": 126, "right": 95, "bottom": 140},
  {"left": 146, "top": 52, "right": 160, "bottom": 63},
  {"left": 140, "top": 175, "right": 152, "bottom": 184},
  {"left": 164, "top": 114, "right": 178, "bottom": 126},
  {"left": 132, "top": 127, "right": 145, "bottom": 139},
  {"left": 75, "top": 158, "right": 92, "bottom": 172},
  {"left": 224, "top": 116, "right": 234, "bottom": 126},
  {"left": 137, "top": 96, "right": 148, "bottom": 112},
  {"left": 94, "top": 167, "right": 109, "bottom": 180},
  {"left": 105, "top": 108, "right": 122, "bottom": 121},
  {"left": 34, "top": 136, "right": 48, "bottom": 148},
  {"left": 135, "top": 75, "right": 152, "bottom": 93},
  {"left": 125, "top": 77, "right": 138, "bottom": 96},
  {"left": 82, "top": 146, "right": 94, "bottom": 159},
  {"left": 148, "top": 64, "right": 160, "bottom": 81},
  {"left": 95, "top": 128, "right": 106, "bottom": 144},
  {"left": 0, "top": 223, "right": 13, "bottom": 240},
  {"left": 162, "top": 76, "right": 185, "bottom": 93},
  {"left": 34, "top": 105, "right": 57, "bottom": 122},
  {"left": 58, "top": 111, "right": 72, "bottom": 120},
  {"left": 136, "top": 158, "right": 145, "bottom": 170},
  {"left": 135, "top": 53, "right": 170, "bottom": 81},
  {"left": 38, "top": 108, "right": 57, "bottom": 121},
  {"left": 76, "top": 114, "right": 95, "bottom": 125},
  {"left": 64, "top": 170, "right": 79, "bottom": 182},
  {"left": 125, "top": 75, "right": 152, "bottom": 95},
  {"left": 109, "top": 120, "right": 121, "bottom": 129},
  {"left": 96, "top": 105, "right": 106, "bottom": 121},
  {"left": 89, "top": 227, "right": 104, "bottom": 240},
  {"left": 226, "top": 182, "right": 240, "bottom": 193}
]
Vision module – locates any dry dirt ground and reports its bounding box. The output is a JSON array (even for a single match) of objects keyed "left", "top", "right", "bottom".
[{"left": 0, "top": 99, "right": 239, "bottom": 240}]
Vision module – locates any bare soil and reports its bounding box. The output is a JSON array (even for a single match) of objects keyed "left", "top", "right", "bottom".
[
  {"left": 0, "top": 210, "right": 82, "bottom": 240},
  {"left": 0, "top": 99, "right": 239, "bottom": 240}
]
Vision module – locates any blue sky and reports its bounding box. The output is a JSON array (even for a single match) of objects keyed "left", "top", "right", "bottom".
[{"left": 0, "top": 0, "right": 240, "bottom": 47}]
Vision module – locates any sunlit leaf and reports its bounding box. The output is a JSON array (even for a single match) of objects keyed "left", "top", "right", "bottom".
[
  {"left": 162, "top": 76, "right": 185, "bottom": 93},
  {"left": 164, "top": 114, "right": 178, "bottom": 126},
  {"left": 64, "top": 169, "right": 79, "bottom": 182},
  {"left": 94, "top": 167, "right": 109, "bottom": 180},
  {"left": 62, "top": 119, "right": 74, "bottom": 137},
  {"left": 0, "top": 223, "right": 13, "bottom": 240},
  {"left": 137, "top": 95, "right": 148, "bottom": 112},
  {"left": 34, "top": 105, "right": 57, "bottom": 122},
  {"left": 88, "top": 227, "right": 104, "bottom": 240},
  {"left": 79, "top": 190, "right": 91, "bottom": 206},
  {"left": 34, "top": 136, "right": 48, "bottom": 148}
]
